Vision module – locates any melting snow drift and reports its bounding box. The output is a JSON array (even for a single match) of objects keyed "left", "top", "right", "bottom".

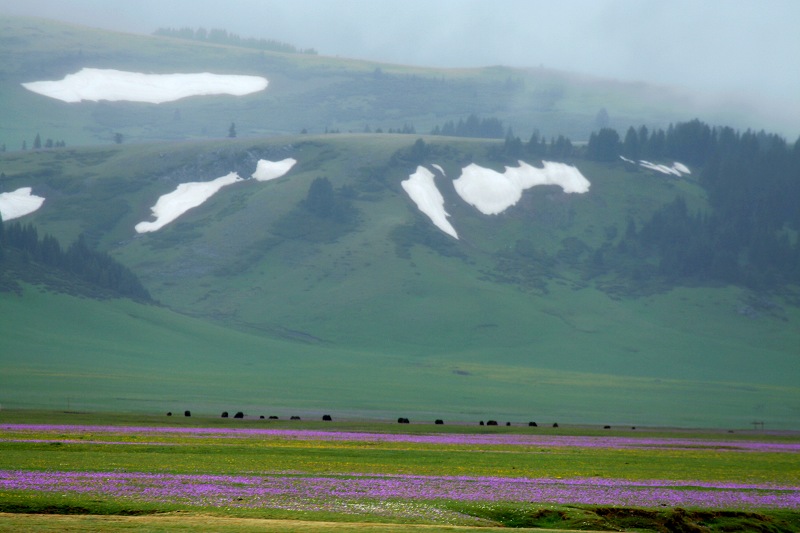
[
  {"left": 252, "top": 158, "right": 297, "bottom": 182},
  {"left": 135, "top": 173, "right": 243, "bottom": 233},
  {"left": 401, "top": 166, "right": 459, "bottom": 239},
  {"left": 401, "top": 161, "right": 591, "bottom": 239},
  {"left": 621, "top": 156, "right": 691, "bottom": 176},
  {"left": 454, "top": 161, "right": 590, "bottom": 215},
  {"left": 22, "top": 68, "right": 268, "bottom": 104},
  {"left": 0, "top": 187, "right": 45, "bottom": 221},
  {"left": 135, "top": 159, "right": 296, "bottom": 233}
]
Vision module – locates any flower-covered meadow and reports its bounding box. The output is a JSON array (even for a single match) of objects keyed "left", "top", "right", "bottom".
[{"left": 0, "top": 419, "right": 798, "bottom": 528}]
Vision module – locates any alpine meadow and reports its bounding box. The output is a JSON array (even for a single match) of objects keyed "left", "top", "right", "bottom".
[{"left": 1, "top": 10, "right": 799, "bottom": 531}]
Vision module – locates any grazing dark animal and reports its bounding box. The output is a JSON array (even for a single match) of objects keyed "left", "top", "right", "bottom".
[
  {"left": 479, "top": 421, "right": 485, "bottom": 426},
  {"left": 259, "top": 415, "right": 265, "bottom": 419},
  {"left": 435, "top": 419, "right": 444, "bottom": 425},
  {"left": 528, "top": 421, "right": 538, "bottom": 427},
  {"left": 269, "top": 416, "right": 279, "bottom": 420},
  {"left": 506, "top": 422, "right": 511, "bottom": 426},
  {"left": 233, "top": 411, "right": 244, "bottom": 419},
  {"left": 487, "top": 420, "right": 498, "bottom": 426},
  {"left": 166, "top": 412, "right": 172, "bottom": 416},
  {"left": 604, "top": 425, "right": 611, "bottom": 429},
  {"left": 221, "top": 411, "right": 229, "bottom": 418},
  {"left": 552, "top": 422, "right": 559, "bottom": 428},
  {"left": 397, "top": 417, "right": 410, "bottom": 424},
  {"left": 184, "top": 410, "right": 191, "bottom": 417},
  {"left": 290, "top": 416, "right": 301, "bottom": 420},
  {"left": 322, "top": 414, "right": 332, "bottom": 421}
]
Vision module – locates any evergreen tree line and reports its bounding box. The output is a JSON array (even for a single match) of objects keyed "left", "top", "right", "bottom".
[
  {"left": 430, "top": 114, "right": 506, "bottom": 139},
  {"left": 429, "top": 113, "right": 576, "bottom": 159},
  {"left": 491, "top": 131, "right": 575, "bottom": 160},
  {"left": 153, "top": 27, "right": 317, "bottom": 55},
  {"left": 584, "top": 118, "right": 796, "bottom": 167},
  {"left": 591, "top": 120, "right": 800, "bottom": 291},
  {"left": 0, "top": 220, "right": 151, "bottom": 301},
  {"left": 16, "top": 133, "right": 67, "bottom": 152},
  {"left": 357, "top": 123, "right": 417, "bottom": 134}
]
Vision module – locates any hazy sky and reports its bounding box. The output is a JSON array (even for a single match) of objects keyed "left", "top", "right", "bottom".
[{"left": 2, "top": 0, "right": 799, "bottom": 123}]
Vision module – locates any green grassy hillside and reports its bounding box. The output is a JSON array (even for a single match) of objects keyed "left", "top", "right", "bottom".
[
  {"left": 2, "top": 134, "right": 798, "bottom": 428},
  {"left": 1, "top": 16, "right": 797, "bottom": 429},
  {"left": 0, "top": 15, "right": 770, "bottom": 151}
]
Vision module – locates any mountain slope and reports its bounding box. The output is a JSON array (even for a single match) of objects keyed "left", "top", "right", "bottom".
[
  {"left": 2, "top": 16, "right": 798, "bottom": 428},
  {"left": 2, "top": 134, "right": 798, "bottom": 428}
]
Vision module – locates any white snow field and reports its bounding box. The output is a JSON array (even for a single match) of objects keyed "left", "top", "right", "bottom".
[
  {"left": 621, "top": 156, "right": 691, "bottom": 176},
  {"left": 135, "top": 159, "right": 297, "bottom": 233},
  {"left": 453, "top": 161, "right": 591, "bottom": 215},
  {"left": 22, "top": 68, "right": 268, "bottom": 104},
  {"left": 251, "top": 158, "right": 297, "bottom": 181},
  {"left": 0, "top": 187, "right": 45, "bottom": 221},
  {"left": 401, "top": 166, "right": 459, "bottom": 239},
  {"left": 135, "top": 172, "right": 243, "bottom": 233}
]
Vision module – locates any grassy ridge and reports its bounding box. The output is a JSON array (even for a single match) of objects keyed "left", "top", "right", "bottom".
[{"left": 0, "top": 15, "right": 775, "bottom": 151}]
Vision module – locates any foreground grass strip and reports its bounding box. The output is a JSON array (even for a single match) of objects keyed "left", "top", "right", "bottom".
[
  {"left": 2, "top": 508, "right": 800, "bottom": 532},
  {"left": 0, "top": 512, "right": 515, "bottom": 533}
]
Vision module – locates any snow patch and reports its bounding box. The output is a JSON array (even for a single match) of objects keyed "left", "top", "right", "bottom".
[
  {"left": 0, "top": 187, "right": 45, "bottom": 221},
  {"left": 22, "top": 68, "right": 268, "bottom": 104},
  {"left": 251, "top": 158, "right": 297, "bottom": 182},
  {"left": 453, "top": 160, "right": 590, "bottom": 215},
  {"left": 673, "top": 162, "right": 691, "bottom": 174},
  {"left": 623, "top": 156, "right": 691, "bottom": 176},
  {"left": 639, "top": 160, "right": 682, "bottom": 176},
  {"left": 135, "top": 172, "right": 243, "bottom": 233},
  {"left": 401, "top": 166, "right": 458, "bottom": 239},
  {"left": 431, "top": 164, "right": 446, "bottom": 176}
]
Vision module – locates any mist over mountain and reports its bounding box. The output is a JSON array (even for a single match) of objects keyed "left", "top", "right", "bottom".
[{"left": 2, "top": 0, "right": 798, "bottom": 138}]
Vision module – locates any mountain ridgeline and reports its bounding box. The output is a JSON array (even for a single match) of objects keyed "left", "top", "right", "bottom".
[{"left": 152, "top": 26, "right": 318, "bottom": 55}]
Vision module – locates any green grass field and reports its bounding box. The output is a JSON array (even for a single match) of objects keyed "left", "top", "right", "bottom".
[{"left": 2, "top": 284, "right": 798, "bottom": 428}]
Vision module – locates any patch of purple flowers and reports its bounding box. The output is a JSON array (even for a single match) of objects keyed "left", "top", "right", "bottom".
[{"left": 1, "top": 469, "right": 797, "bottom": 510}]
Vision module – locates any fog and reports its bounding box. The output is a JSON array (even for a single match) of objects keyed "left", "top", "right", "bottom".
[{"left": 2, "top": 0, "right": 798, "bottom": 135}]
